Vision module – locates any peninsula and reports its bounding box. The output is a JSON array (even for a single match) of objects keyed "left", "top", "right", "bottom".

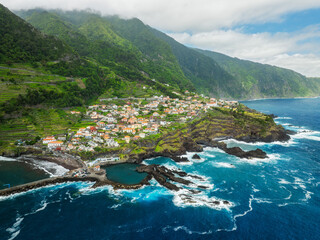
[{"left": 0, "top": 92, "right": 292, "bottom": 196}]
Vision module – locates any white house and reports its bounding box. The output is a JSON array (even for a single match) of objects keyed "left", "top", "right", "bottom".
[
  {"left": 48, "top": 141, "right": 63, "bottom": 148},
  {"left": 43, "top": 136, "right": 56, "bottom": 144}
]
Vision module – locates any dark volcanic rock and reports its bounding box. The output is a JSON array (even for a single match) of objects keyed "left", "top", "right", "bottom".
[
  {"left": 171, "top": 156, "right": 189, "bottom": 163},
  {"left": 224, "top": 147, "right": 267, "bottom": 159},
  {"left": 286, "top": 129, "right": 296, "bottom": 135},
  {"left": 172, "top": 170, "right": 188, "bottom": 177},
  {"left": 136, "top": 164, "right": 192, "bottom": 191},
  {"left": 238, "top": 129, "right": 290, "bottom": 143},
  {"left": 192, "top": 154, "right": 201, "bottom": 160},
  {"left": 200, "top": 140, "right": 267, "bottom": 159},
  {"left": 182, "top": 137, "right": 203, "bottom": 152}
]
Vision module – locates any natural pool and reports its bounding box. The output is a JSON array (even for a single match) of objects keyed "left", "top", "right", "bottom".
[{"left": 104, "top": 163, "right": 148, "bottom": 185}]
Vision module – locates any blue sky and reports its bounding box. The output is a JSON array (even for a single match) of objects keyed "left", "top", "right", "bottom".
[
  {"left": 243, "top": 8, "right": 320, "bottom": 34},
  {"left": 2, "top": 0, "right": 320, "bottom": 77}
]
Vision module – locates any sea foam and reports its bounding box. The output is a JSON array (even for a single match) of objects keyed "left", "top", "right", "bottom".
[{"left": 0, "top": 156, "right": 20, "bottom": 162}]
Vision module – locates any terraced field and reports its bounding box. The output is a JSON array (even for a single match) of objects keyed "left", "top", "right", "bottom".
[
  {"left": 0, "top": 108, "right": 81, "bottom": 154},
  {"left": 0, "top": 64, "right": 81, "bottom": 103}
]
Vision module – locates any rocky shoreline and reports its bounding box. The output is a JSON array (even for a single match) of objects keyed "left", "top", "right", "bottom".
[
  {"left": 0, "top": 135, "right": 290, "bottom": 197},
  {"left": 0, "top": 109, "right": 295, "bottom": 196}
]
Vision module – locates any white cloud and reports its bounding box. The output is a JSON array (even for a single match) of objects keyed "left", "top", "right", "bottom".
[
  {"left": 169, "top": 25, "right": 320, "bottom": 77},
  {"left": 2, "top": 0, "right": 320, "bottom": 32},
  {"left": 267, "top": 54, "right": 320, "bottom": 77}
]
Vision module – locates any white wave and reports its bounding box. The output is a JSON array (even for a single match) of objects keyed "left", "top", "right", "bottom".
[
  {"left": 253, "top": 197, "right": 272, "bottom": 204},
  {"left": 172, "top": 188, "right": 233, "bottom": 210},
  {"left": 293, "top": 177, "right": 306, "bottom": 187},
  {"left": 23, "top": 158, "right": 69, "bottom": 177},
  {"left": 8, "top": 230, "right": 20, "bottom": 240},
  {"left": 278, "top": 202, "right": 299, "bottom": 207},
  {"left": 252, "top": 187, "right": 260, "bottom": 193},
  {"left": 0, "top": 181, "right": 94, "bottom": 202},
  {"left": 109, "top": 203, "right": 123, "bottom": 209},
  {"left": 170, "top": 225, "right": 213, "bottom": 235},
  {"left": 0, "top": 156, "right": 68, "bottom": 176},
  {"left": 284, "top": 191, "right": 292, "bottom": 200},
  {"left": 136, "top": 226, "right": 152, "bottom": 233},
  {"left": 80, "top": 183, "right": 115, "bottom": 196},
  {"left": 28, "top": 200, "right": 48, "bottom": 215},
  {"left": 292, "top": 131, "right": 320, "bottom": 141},
  {"left": 204, "top": 153, "right": 216, "bottom": 158},
  {"left": 303, "top": 191, "right": 313, "bottom": 201},
  {"left": 212, "top": 162, "right": 236, "bottom": 168},
  {"left": 217, "top": 195, "right": 254, "bottom": 232},
  {"left": 278, "top": 179, "right": 291, "bottom": 184},
  {"left": 6, "top": 216, "right": 24, "bottom": 240},
  {"left": 223, "top": 138, "right": 295, "bottom": 148},
  {"left": 173, "top": 226, "right": 192, "bottom": 235},
  {"left": 236, "top": 153, "right": 283, "bottom": 165},
  {"left": 278, "top": 189, "right": 313, "bottom": 207},
  {"left": 0, "top": 156, "right": 20, "bottom": 162},
  {"left": 275, "top": 117, "right": 292, "bottom": 120}
]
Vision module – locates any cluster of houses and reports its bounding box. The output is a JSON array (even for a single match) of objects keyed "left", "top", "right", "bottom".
[{"left": 43, "top": 93, "right": 238, "bottom": 152}]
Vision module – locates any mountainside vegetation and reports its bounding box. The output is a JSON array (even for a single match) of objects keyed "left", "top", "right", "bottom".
[
  {"left": 196, "top": 49, "right": 320, "bottom": 98},
  {"left": 149, "top": 28, "right": 242, "bottom": 98},
  {"left": 14, "top": 8, "right": 320, "bottom": 100},
  {"left": 18, "top": 9, "right": 194, "bottom": 92},
  {"left": 0, "top": 5, "right": 75, "bottom": 64}
]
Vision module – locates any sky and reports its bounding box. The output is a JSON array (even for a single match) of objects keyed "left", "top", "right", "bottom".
[{"left": 2, "top": 0, "right": 320, "bottom": 77}]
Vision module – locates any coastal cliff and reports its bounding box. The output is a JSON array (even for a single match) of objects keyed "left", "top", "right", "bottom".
[
  {"left": 2, "top": 106, "right": 291, "bottom": 166},
  {"left": 0, "top": 106, "right": 292, "bottom": 196},
  {"left": 0, "top": 107, "right": 291, "bottom": 195},
  {"left": 124, "top": 106, "right": 290, "bottom": 163}
]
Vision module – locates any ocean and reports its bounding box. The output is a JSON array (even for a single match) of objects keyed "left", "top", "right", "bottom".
[{"left": 1, "top": 98, "right": 320, "bottom": 240}]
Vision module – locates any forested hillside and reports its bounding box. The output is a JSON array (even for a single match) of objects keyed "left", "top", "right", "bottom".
[
  {"left": 0, "top": 5, "right": 75, "bottom": 64},
  {"left": 196, "top": 49, "right": 320, "bottom": 98},
  {"left": 18, "top": 9, "right": 195, "bottom": 92}
]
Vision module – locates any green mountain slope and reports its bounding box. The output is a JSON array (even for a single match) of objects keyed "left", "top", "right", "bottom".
[
  {"left": 148, "top": 28, "right": 242, "bottom": 98},
  {"left": 0, "top": 7, "right": 173, "bottom": 113},
  {"left": 11, "top": 7, "right": 320, "bottom": 100},
  {"left": 0, "top": 4, "right": 75, "bottom": 64},
  {"left": 196, "top": 49, "right": 320, "bottom": 98},
  {"left": 18, "top": 10, "right": 194, "bottom": 91},
  {"left": 106, "top": 16, "right": 194, "bottom": 90}
]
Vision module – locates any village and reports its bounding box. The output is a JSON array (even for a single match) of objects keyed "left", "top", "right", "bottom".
[{"left": 42, "top": 91, "right": 238, "bottom": 164}]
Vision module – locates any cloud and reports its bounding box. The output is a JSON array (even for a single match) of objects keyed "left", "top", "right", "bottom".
[
  {"left": 1, "top": 0, "right": 320, "bottom": 76},
  {"left": 2, "top": 0, "right": 320, "bottom": 32},
  {"left": 267, "top": 54, "right": 320, "bottom": 77},
  {"left": 169, "top": 25, "right": 320, "bottom": 77}
]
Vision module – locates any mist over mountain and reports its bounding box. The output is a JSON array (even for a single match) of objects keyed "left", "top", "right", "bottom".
[{"left": 0, "top": 4, "right": 319, "bottom": 102}]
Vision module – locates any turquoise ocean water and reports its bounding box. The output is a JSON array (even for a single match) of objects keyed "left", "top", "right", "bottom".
[{"left": 0, "top": 98, "right": 319, "bottom": 240}]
